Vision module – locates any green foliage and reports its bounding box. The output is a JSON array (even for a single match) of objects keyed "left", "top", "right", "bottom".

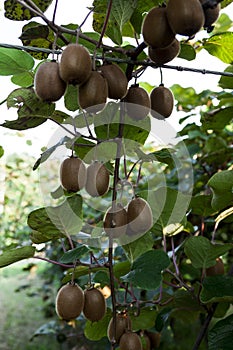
[
  {"left": 0, "top": 47, "right": 34, "bottom": 75},
  {"left": 4, "top": 0, "right": 53, "bottom": 21}
]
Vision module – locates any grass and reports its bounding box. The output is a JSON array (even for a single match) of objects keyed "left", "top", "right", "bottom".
[{"left": 0, "top": 262, "right": 59, "bottom": 350}]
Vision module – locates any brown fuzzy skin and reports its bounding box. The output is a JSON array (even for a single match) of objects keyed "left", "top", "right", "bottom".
[
  {"left": 55, "top": 283, "right": 84, "bottom": 321},
  {"left": 104, "top": 203, "right": 128, "bottom": 238},
  {"left": 78, "top": 71, "right": 108, "bottom": 113},
  {"left": 35, "top": 61, "right": 66, "bottom": 102},
  {"left": 59, "top": 43, "right": 92, "bottom": 84},
  {"left": 142, "top": 7, "right": 175, "bottom": 48},
  {"left": 107, "top": 314, "right": 132, "bottom": 343},
  {"left": 148, "top": 38, "right": 180, "bottom": 65},
  {"left": 167, "top": 0, "right": 205, "bottom": 37},
  {"left": 119, "top": 331, "right": 143, "bottom": 350},
  {"left": 83, "top": 288, "right": 106, "bottom": 322},
  {"left": 199, "top": 0, "right": 220, "bottom": 27},
  {"left": 124, "top": 85, "right": 151, "bottom": 121},
  {"left": 99, "top": 63, "right": 128, "bottom": 100},
  {"left": 60, "top": 157, "right": 86, "bottom": 192},
  {"left": 85, "top": 161, "right": 110, "bottom": 197},
  {"left": 206, "top": 257, "right": 224, "bottom": 276},
  {"left": 127, "top": 197, "right": 153, "bottom": 235},
  {"left": 150, "top": 85, "right": 174, "bottom": 119}
]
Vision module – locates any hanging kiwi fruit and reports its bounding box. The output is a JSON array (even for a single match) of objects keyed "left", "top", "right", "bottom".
[
  {"left": 119, "top": 331, "right": 143, "bottom": 350},
  {"left": 206, "top": 257, "right": 224, "bottom": 276},
  {"left": 59, "top": 43, "right": 92, "bottom": 85},
  {"left": 99, "top": 63, "right": 128, "bottom": 100},
  {"left": 83, "top": 287, "right": 107, "bottom": 322},
  {"left": 142, "top": 7, "right": 175, "bottom": 48},
  {"left": 85, "top": 161, "right": 110, "bottom": 197},
  {"left": 150, "top": 84, "right": 174, "bottom": 119},
  {"left": 124, "top": 84, "right": 151, "bottom": 121},
  {"left": 55, "top": 283, "right": 84, "bottom": 321},
  {"left": 199, "top": 0, "right": 220, "bottom": 29},
  {"left": 127, "top": 197, "right": 153, "bottom": 235},
  {"left": 34, "top": 60, "right": 66, "bottom": 102},
  {"left": 60, "top": 156, "right": 86, "bottom": 192},
  {"left": 103, "top": 203, "right": 128, "bottom": 238},
  {"left": 148, "top": 38, "right": 180, "bottom": 65},
  {"left": 107, "top": 312, "right": 132, "bottom": 343},
  {"left": 78, "top": 70, "right": 108, "bottom": 113},
  {"left": 167, "top": 0, "right": 205, "bottom": 37}
]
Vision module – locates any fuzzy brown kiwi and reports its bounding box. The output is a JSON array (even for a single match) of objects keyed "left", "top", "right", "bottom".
[
  {"left": 146, "top": 331, "right": 161, "bottom": 349},
  {"left": 148, "top": 38, "right": 180, "bottom": 65},
  {"left": 140, "top": 332, "right": 151, "bottom": 350},
  {"left": 60, "top": 156, "right": 86, "bottom": 192},
  {"left": 142, "top": 7, "right": 175, "bottom": 48},
  {"left": 103, "top": 203, "right": 128, "bottom": 238},
  {"left": 34, "top": 60, "right": 66, "bottom": 102},
  {"left": 200, "top": 0, "right": 220, "bottom": 28},
  {"left": 206, "top": 257, "right": 224, "bottom": 276},
  {"left": 124, "top": 84, "right": 151, "bottom": 121},
  {"left": 85, "top": 161, "right": 110, "bottom": 197},
  {"left": 150, "top": 84, "right": 174, "bottom": 119},
  {"left": 107, "top": 313, "right": 132, "bottom": 343},
  {"left": 99, "top": 63, "right": 128, "bottom": 100},
  {"left": 119, "top": 331, "right": 143, "bottom": 350},
  {"left": 127, "top": 197, "right": 153, "bottom": 235},
  {"left": 83, "top": 287, "right": 106, "bottom": 322},
  {"left": 55, "top": 283, "right": 84, "bottom": 321},
  {"left": 59, "top": 43, "right": 92, "bottom": 85},
  {"left": 167, "top": 0, "right": 205, "bottom": 37},
  {"left": 78, "top": 71, "right": 108, "bottom": 113}
]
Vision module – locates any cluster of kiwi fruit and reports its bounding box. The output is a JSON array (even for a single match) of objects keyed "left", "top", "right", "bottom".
[
  {"left": 34, "top": 43, "right": 128, "bottom": 112},
  {"left": 142, "top": 0, "right": 220, "bottom": 65},
  {"left": 55, "top": 282, "right": 106, "bottom": 322}
]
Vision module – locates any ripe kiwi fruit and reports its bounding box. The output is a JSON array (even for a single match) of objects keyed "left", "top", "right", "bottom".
[
  {"left": 148, "top": 38, "right": 180, "bottom": 65},
  {"left": 78, "top": 71, "right": 108, "bottom": 113},
  {"left": 124, "top": 84, "right": 151, "bottom": 121},
  {"left": 59, "top": 43, "right": 92, "bottom": 85},
  {"left": 206, "top": 257, "right": 224, "bottom": 276},
  {"left": 103, "top": 203, "right": 128, "bottom": 238},
  {"left": 60, "top": 156, "right": 86, "bottom": 192},
  {"left": 83, "top": 287, "right": 106, "bottom": 322},
  {"left": 140, "top": 332, "right": 151, "bottom": 350},
  {"left": 146, "top": 331, "right": 161, "bottom": 349},
  {"left": 107, "top": 312, "right": 132, "bottom": 343},
  {"left": 167, "top": 0, "right": 205, "bottom": 37},
  {"left": 34, "top": 60, "right": 66, "bottom": 102},
  {"left": 200, "top": 0, "right": 220, "bottom": 28},
  {"left": 142, "top": 7, "right": 175, "bottom": 48},
  {"left": 127, "top": 197, "right": 153, "bottom": 235},
  {"left": 119, "top": 331, "right": 143, "bottom": 350},
  {"left": 55, "top": 283, "right": 84, "bottom": 321},
  {"left": 85, "top": 161, "right": 110, "bottom": 197},
  {"left": 99, "top": 63, "right": 128, "bottom": 100},
  {"left": 150, "top": 84, "right": 174, "bottom": 119}
]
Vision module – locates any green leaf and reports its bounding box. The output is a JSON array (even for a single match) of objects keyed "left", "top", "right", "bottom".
[
  {"left": 0, "top": 146, "right": 4, "bottom": 158},
  {"left": 189, "top": 195, "right": 216, "bottom": 216},
  {"left": 0, "top": 47, "right": 34, "bottom": 75},
  {"left": 121, "top": 232, "right": 154, "bottom": 262},
  {"left": 130, "top": 307, "right": 157, "bottom": 331},
  {"left": 122, "top": 250, "right": 170, "bottom": 290},
  {"left": 208, "top": 314, "right": 233, "bottom": 350},
  {"left": 0, "top": 246, "right": 36, "bottom": 268},
  {"left": 203, "top": 32, "right": 233, "bottom": 64},
  {"left": 4, "top": 0, "right": 53, "bottom": 21},
  {"left": 1, "top": 116, "right": 46, "bottom": 130},
  {"left": 84, "top": 308, "right": 112, "bottom": 340},
  {"left": 64, "top": 84, "right": 79, "bottom": 112},
  {"left": 184, "top": 236, "right": 233, "bottom": 269},
  {"left": 59, "top": 245, "right": 90, "bottom": 263},
  {"left": 113, "top": 260, "right": 131, "bottom": 279},
  {"left": 11, "top": 71, "right": 34, "bottom": 87},
  {"left": 27, "top": 195, "right": 83, "bottom": 239},
  {"left": 219, "top": 65, "right": 233, "bottom": 89},
  {"left": 201, "top": 107, "right": 233, "bottom": 132},
  {"left": 200, "top": 275, "right": 233, "bottom": 303},
  {"left": 93, "top": 271, "right": 110, "bottom": 287},
  {"left": 208, "top": 169, "right": 233, "bottom": 211},
  {"left": 178, "top": 43, "right": 196, "bottom": 61}
]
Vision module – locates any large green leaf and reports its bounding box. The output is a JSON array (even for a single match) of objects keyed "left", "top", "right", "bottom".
[
  {"left": 184, "top": 236, "right": 233, "bottom": 269},
  {"left": 84, "top": 308, "right": 112, "bottom": 340},
  {"left": 219, "top": 65, "right": 233, "bottom": 89},
  {"left": 121, "top": 232, "right": 154, "bottom": 262},
  {"left": 1, "top": 116, "right": 46, "bottom": 130},
  {"left": 208, "top": 169, "right": 233, "bottom": 211},
  {"left": 122, "top": 250, "right": 170, "bottom": 290},
  {"left": 59, "top": 245, "right": 90, "bottom": 263},
  {"left": 201, "top": 107, "right": 233, "bottom": 132},
  {"left": 203, "top": 32, "right": 233, "bottom": 64},
  {"left": 4, "top": 0, "right": 53, "bottom": 21},
  {"left": 0, "top": 47, "right": 34, "bottom": 75},
  {"left": 200, "top": 275, "right": 233, "bottom": 303},
  {"left": 208, "top": 314, "right": 233, "bottom": 350},
  {"left": 11, "top": 71, "right": 34, "bottom": 87},
  {"left": 130, "top": 307, "right": 157, "bottom": 331},
  {"left": 189, "top": 194, "right": 216, "bottom": 216},
  {"left": 0, "top": 246, "right": 36, "bottom": 268}
]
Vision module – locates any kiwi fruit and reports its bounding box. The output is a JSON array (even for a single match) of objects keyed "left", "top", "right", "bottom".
[
  {"left": 59, "top": 43, "right": 92, "bottom": 85},
  {"left": 85, "top": 161, "right": 110, "bottom": 197},
  {"left": 99, "top": 63, "right": 128, "bottom": 100},
  {"left": 146, "top": 331, "right": 161, "bottom": 349},
  {"left": 167, "top": 0, "right": 205, "bottom": 37},
  {"left": 34, "top": 60, "right": 66, "bottom": 102},
  {"left": 103, "top": 203, "right": 128, "bottom": 238},
  {"left": 119, "top": 331, "right": 143, "bottom": 350},
  {"left": 142, "top": 7, "right": 175, "bottom": 48},
  {"left": 107, "top": 313, "right": 132, "bottom": 343},
  {"left": 148, "top": 38, "right": 180, "bottom": 65},
  {"left": 206, "top": 257, "right": 224, "bottom": 276},
  {"left": 200, "top": 0, "right": 220, "bottom": 28},
  {"left": 127, "top": 197, "right": 153, "bottom": 235},
  {"left": 78, "top": 71, "right": 108, "bottom": 113},
  {"left": 150, "top": 84, "right": 174, "bottom": 119},
  {"left": 60, "top": 156, "right": 86, "bottom": 192},
  {"left": 55, "top": 283, "right": 84, "bottom": 321},
  {"left": 83, "top": 287, "right": 106, "bottom": 322},
  {"left": 124, "top": 84, "right": 151, "bottom": 121},
  {"left": 140, "top": 332, "right": 151, "bottom": 350}
]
